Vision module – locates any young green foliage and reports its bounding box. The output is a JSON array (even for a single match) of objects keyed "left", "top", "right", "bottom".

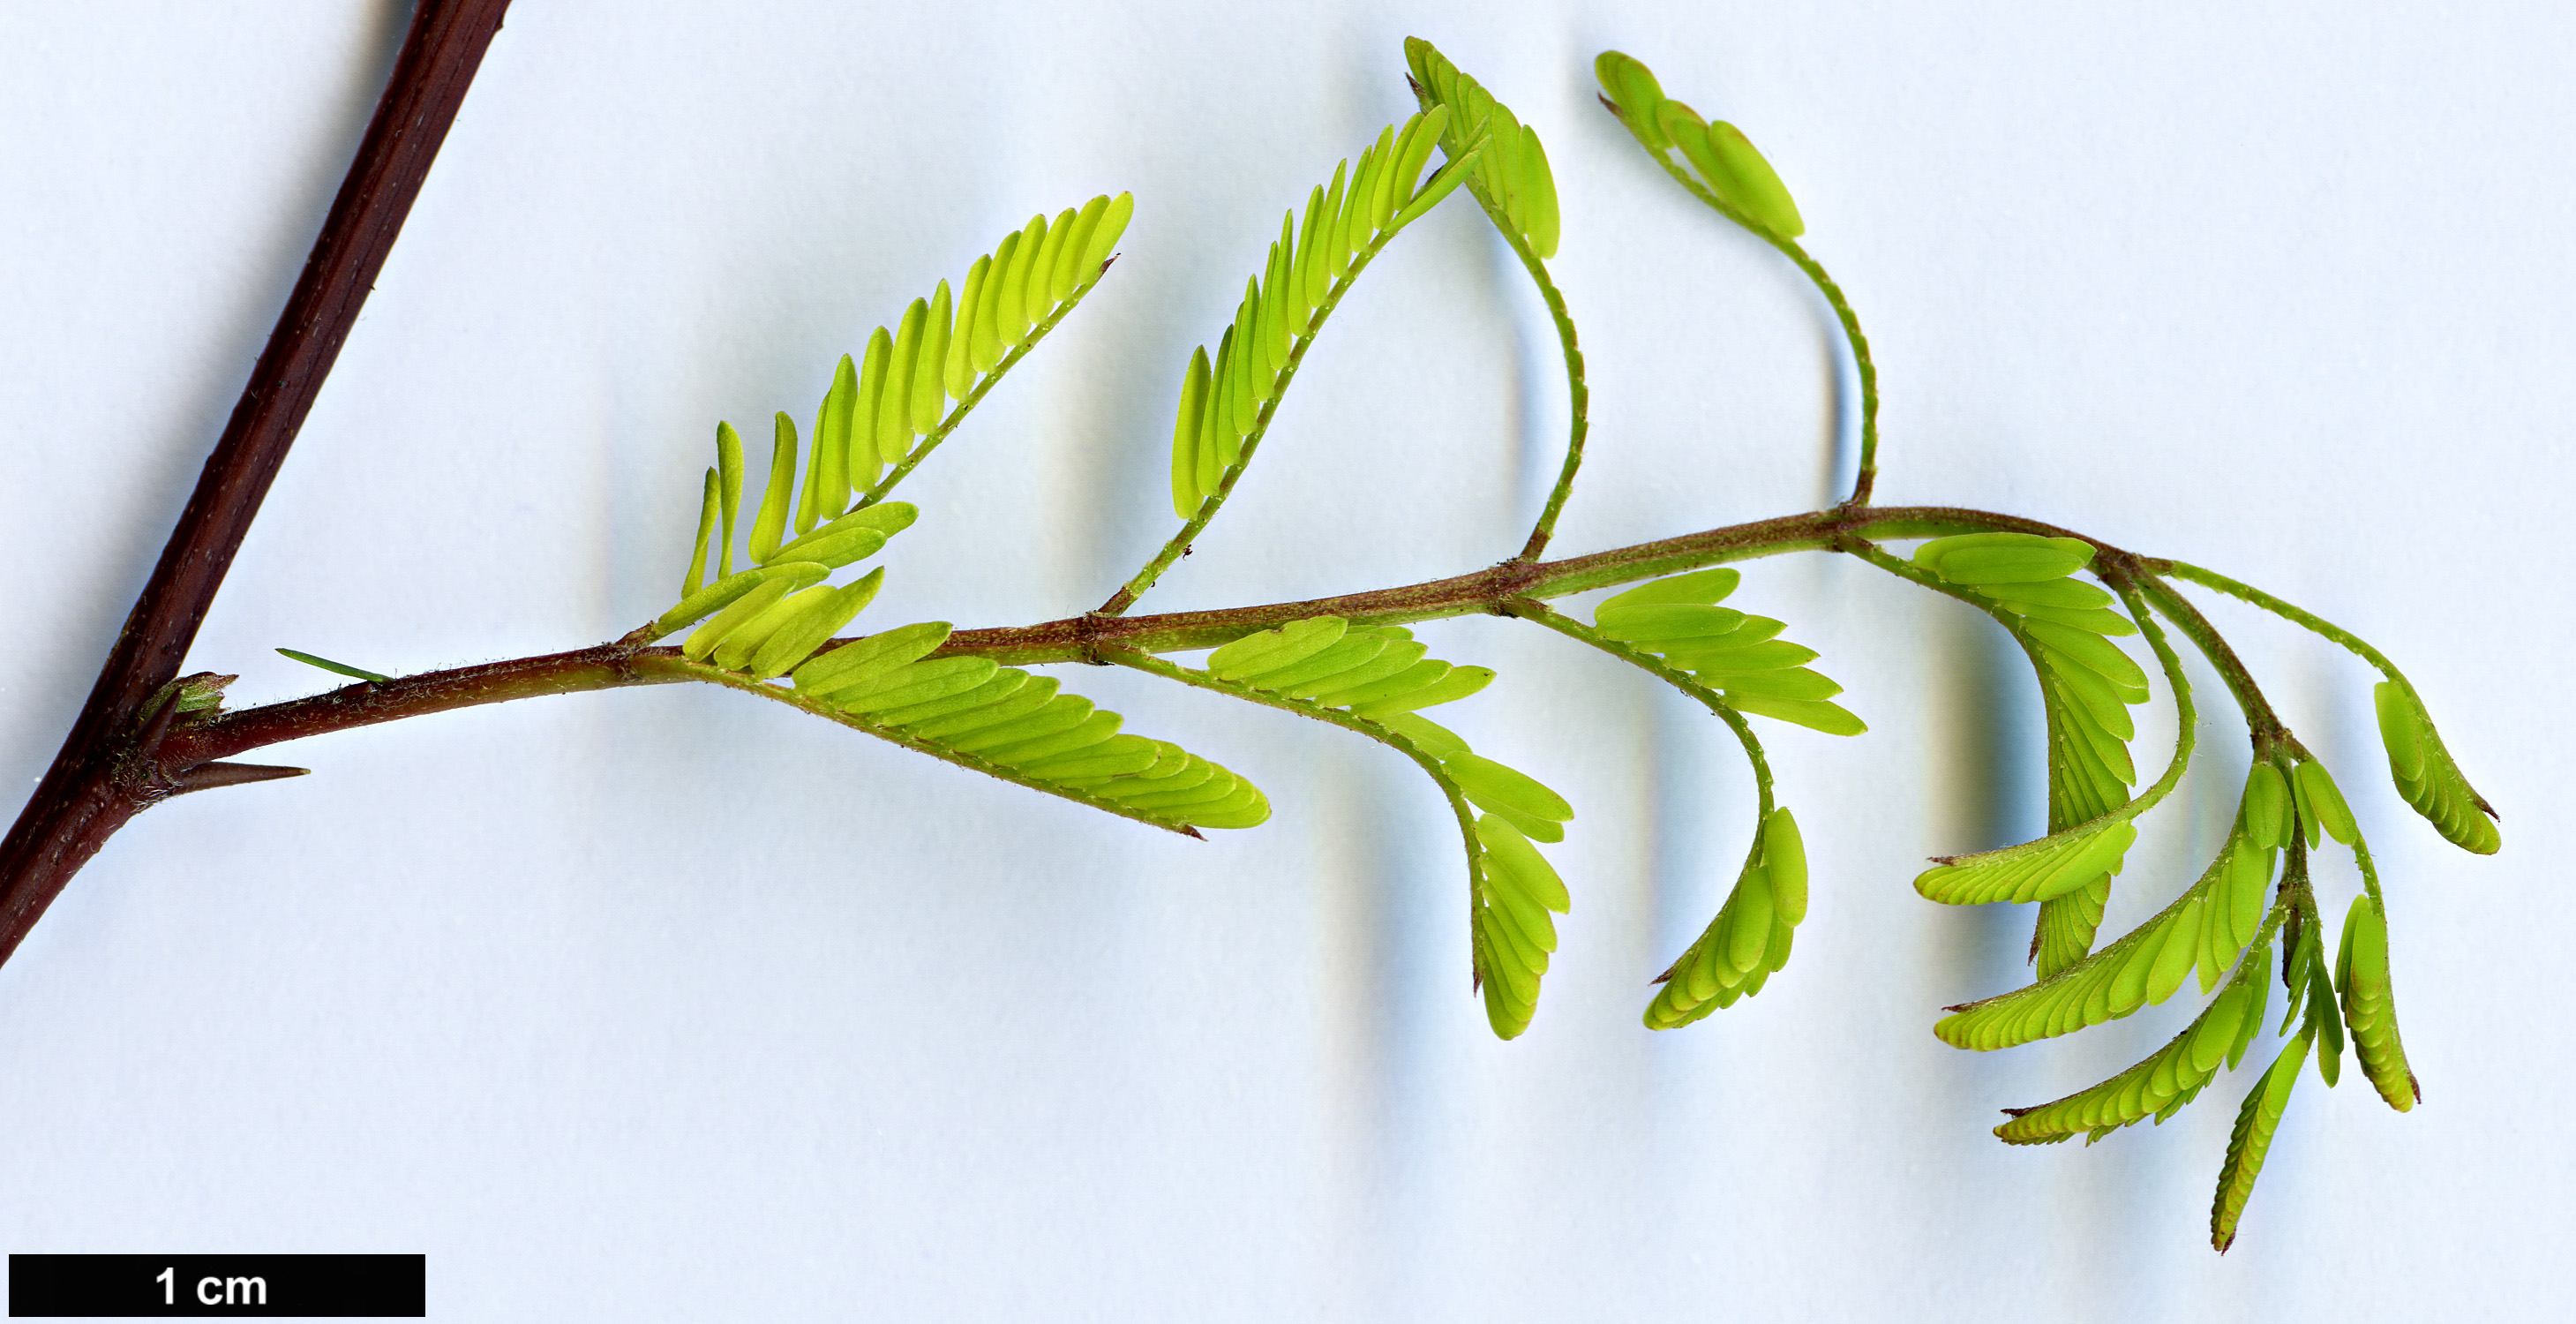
[
  {"left": 1645, "top": 808, "right": 1808, "bottom": 1027},
  {"left": 1161, "top": 108, "right": 1482, "bottom": 517},
  {"left": 1404, "top": 39, "right": 1562, "bottom": 259},
  {"left": 1192, "top": 614, "right": 1573, "bottom": 1035},
  {"left": 1934, "top": 819, "right": 2279, "bottom": 1052},
  {"left": 1587, "top": 568, "right": 1866, "bottom": 736},
  {"left": 1594, "top": 49, "right": 1803, "bottom": 241},
  {"left": 587, "top": 37, "right": 2495, "bottom": 1253},
  {"left": 2374, "top": 681, "right": 2500, "bottom": 854},
  {"left": 1993, "top": 939, "right": 2273, "bottom": 1147},
  {"left": 777, "top": 620, "right": 1269, "bottom": 834},
  {"left": 1913, "top": 533, "right": 2155, "bottom": 975}
]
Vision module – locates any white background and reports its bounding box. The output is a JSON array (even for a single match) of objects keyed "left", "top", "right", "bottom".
[{"left": 4, "top": 2, "right": 2568, "bottom": 1319}]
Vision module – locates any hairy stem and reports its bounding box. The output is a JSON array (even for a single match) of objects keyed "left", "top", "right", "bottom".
[
  {"left": 2134, "top": 572, "right": 2295, "bottom": 752},
  {"left": 1774, "top": 238, "right": 1880, "bottom": 507},
  {"left": 0, "top": 0, "right": 514, "bottom": 969},
  {"left": 2155, "top": 560, "right": 2419, "bottom": 692},
  {"left": 1451, "top": 190, "right": 1590, "bottom": 563},
  {"left": 171, "top": 504, "right": 2084, "bottom": 768},
  {"left": 1603, "top": 102, "right": 1881, "bottom": 508}
]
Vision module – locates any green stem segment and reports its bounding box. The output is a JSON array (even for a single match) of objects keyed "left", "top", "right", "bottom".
[
  {"left": 1464, "top": 195, "right": 1590, "bottom": 562},
  {"left": 1626, "top": 137, "right": 1880, "bottom": 507},
  {"left": 2134, "top": 572, "right": 2297, "bottom": 752},
  {"left": 2157, "top": 560, "right": 2417, "bottom": 692}
]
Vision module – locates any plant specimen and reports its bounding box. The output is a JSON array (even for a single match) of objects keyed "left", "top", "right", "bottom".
[{"left": 0, "top": 10, "right": 2496, "bottom": 1258}]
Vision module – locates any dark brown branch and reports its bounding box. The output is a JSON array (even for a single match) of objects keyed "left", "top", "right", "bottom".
[{"left": 0, "top": 0, "right": 514, "bottom": 970}]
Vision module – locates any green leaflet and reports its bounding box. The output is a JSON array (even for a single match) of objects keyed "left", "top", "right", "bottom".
[
  {"left": 653, "top": 560, "right": 824, "bottom": 637},
  {"left": 2212, "top": 1027, "right": 2313, "bottom": 1253},
  {"left": 792, "top": 621, "right": 954, "bottom": 696},
  {"left": 2374, "top": 681, "right": 2499, "bottom": 854},
  {"left": 1645, "top": 806, "right": 1807, "bottom": 1029},
  {"left": 1168, "top": 346, "right": 1213, "bottom": 518},
  {"left": 681, "top": 466, "right": 719, "bottom": 598},
  {"left": 1588, "top": 572, "right": 1865, "bottom": 737},
  {"left": 1404, "top": 38, "right": 1563, "bottom": 259},
  {"left": 275, "top": 648, "right": 390, "bottom": 684},
  {"left": 1697, "top": 121, "right": 1803, "bottom": 240},
  {"left": 1935, "top": 830, "right": 2279, "bottom": 1051},
  {"left": 745, "top": 569, "right": 884, "bottom": 680},
  {"left": 1603, "top": 567, "right": 1739, "bottom": 609},
  {"left": 1163, "top": 104, "right": 1478, "bottom": 512},
  {"left": 1446, "top": 752, "right": 1574, "bottom": 844},
  {"left": 1209, "top": 616, "right": 1347, "bottom": 681},
  {"left": 1916, "top": 532, "right": 2094, "bottom": 584},
  {"left": 821, "top": 350, "right": 860, "bottom": 505},
  {"left": 2290, "top": 758, "right": 2359, "bottom": 846},
  {"left": 747, "top": 417, "right": 797, "bottom": 564},
  {"left": 769, "top": 501, "right": 918, "bottom": 568},
  {"left": 2339, "top": 893, "right": 2418, "bottom": 1112},
  {"left": 1595, "top": 51, "right": 1672, "bottom": 151}
]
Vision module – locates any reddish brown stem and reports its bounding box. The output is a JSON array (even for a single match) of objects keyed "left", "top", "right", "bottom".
[
  {"left": 0, "top": 0, "right": 514, "bottom": 969},
  {"left": 164, "top": 504, "right": 2123, "bottom": 768}
]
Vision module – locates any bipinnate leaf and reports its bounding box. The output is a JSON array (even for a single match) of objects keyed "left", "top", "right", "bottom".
[{"left": 2374, "top": 681, "right": 2499, "bottom": 854}]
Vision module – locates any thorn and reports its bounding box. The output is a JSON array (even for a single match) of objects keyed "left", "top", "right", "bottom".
[
  {"left": 171, "top": 763, "right": 311, "bottom": 796},
  {"left": 1597, "top": 93, "right": 1619, "bottom": 115},
  {"left": 1098, "top": 253, "right": 1119, "bottom": 276},
  {"left": 1181, "top": 826, "right": 1205, "bottom": 842}
]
